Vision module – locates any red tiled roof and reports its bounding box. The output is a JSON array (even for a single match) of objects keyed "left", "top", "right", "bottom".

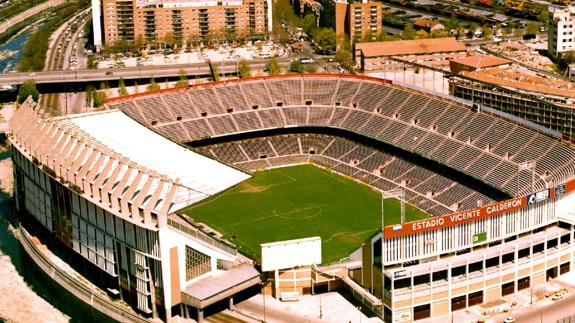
[
  {"left": 356, "top": 37, "right": 466, "bottom": 57},
  {"left": 451, "top": 55, "right": 512, "bottom": 69}
]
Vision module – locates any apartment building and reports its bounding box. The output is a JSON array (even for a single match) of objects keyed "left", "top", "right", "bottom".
[
  {"left": 334, "top": 0, "right": 386, "bottom": 40},
  {"left": 92, "top": 0, "right": 272, "bottom": 47},
  {"left": 549, "top": 5, "right": 575, "bottom": 58}
]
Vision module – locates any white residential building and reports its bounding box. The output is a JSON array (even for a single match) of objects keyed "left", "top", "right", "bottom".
[{"left": 549, "top": 5, "right": 575, "bottom": 58}]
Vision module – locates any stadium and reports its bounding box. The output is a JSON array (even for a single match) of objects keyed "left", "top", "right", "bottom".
[{"left": 9, "top": 74, "right": 575, "bottom": 322}]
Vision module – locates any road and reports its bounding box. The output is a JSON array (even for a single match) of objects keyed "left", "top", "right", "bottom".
[
  {"left": 491, "top": 293, "right": 575, "bottom": 323},
  {"left": 0, "top": 0, "right": 66, "bottom": 34},
  {"left": 0, "top": 59, "right": 293, "bottom": 87}
]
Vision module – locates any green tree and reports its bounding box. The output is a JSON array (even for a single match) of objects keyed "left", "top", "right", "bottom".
[
  {"left": 17, "top": 79, "right": 39, "bottom": 104},
  {"left": 238, "top": 59, "right": 251, "bottom": 78},
  {"left": 562, "top": 51, "right": 575, "bottom": 65},
  {"left": 93, "top": 91, "right": 106, "bottom": 107},
  {"left": 334, "top": 49, "right": 353, "bottom": 70},
  {"left": 87, "top": 54, "right": 97, "bottom": 69},
  {"left": 526, "top": 22, "right": 540, "bottom": 36},
  {"left": 302, "top": 13, "right": 317, "bottom": 37},
  {"left": 85, "top": 85, "right": 95, "bottom": 107},
  {"left": 118, "top": 77, "right": 128, "bottom": 96},
  {"left": 289, "top": 60, "right": 304, "bottom": 73},
  {"left": 402, "top": 24, "right": 416, "bottom": 40},
  {"left": 268, "top": 57, "right": 281, "bottom": 75},
  {"left": 313, "top": 28, "right": 336, "bottom": 54},
  {"left": 363, "top": 31, "right": 374, "bottom": 42},
  {"left": 211, "top": 63, "right": 220, "bottom": 82},
  {"left": 537, "top": 9, "right": 549, "bottom": 24},
  {"left": 175, "top": 70, "right": 189, "bottom": 88},
  {"left": 482, "top": 24, "right": 492, "bottom": 39},
  {"left": 443, "top": 16, "right": 460, "bottom": 31},
  {"left": 147, "top": 77, "right": 161, "bottom": 92},
  {"left": 376, "top": 29, "right": 388, "bottom": 41}
]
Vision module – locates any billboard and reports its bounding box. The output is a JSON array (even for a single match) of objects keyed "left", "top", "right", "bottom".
[
  {"left": 383, "top": 196, "right": 526, "bottom": 238},
  {"left": 260, "top": 237, "right": 321, "bottom": 272}
]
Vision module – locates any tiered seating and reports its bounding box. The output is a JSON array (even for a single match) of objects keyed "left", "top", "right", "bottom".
[
  {"left": 303, "top": 78, "right": 337, "bottom": 105},
  {"left": 233, "top": 111, "right": 263, "bottom": 131},
  {"left": 133, "top": 96, "right": 173, "bottom": 124},
  {"left": 266, "top": 78, "right": 301, "bottom": 105},
  {"left": 163, "top": 91, "right": 199, "bottom": 119},
  {"left": 214, "top": 84, "right": 249, "bottom": 111},
  {"left": 283, "top": 106, "right": 307, "bottom": 125},
  {"left": 110, "top": 75, "right": 575, "bottom": 205},
  {"left": 240, "top": 81, "right": 273, "bottom": 108},
  {"left": 333, "top": 79, "right": 361, "bottom": 106}
]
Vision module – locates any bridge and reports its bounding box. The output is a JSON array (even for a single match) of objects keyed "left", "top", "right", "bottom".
[{"left": 0, "top": 59, "right": 289, "bottom": 88}]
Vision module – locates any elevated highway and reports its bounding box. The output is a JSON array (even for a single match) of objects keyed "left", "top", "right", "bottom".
[{"left": 0, "top": 59, "right": 290, "bottom": 88}]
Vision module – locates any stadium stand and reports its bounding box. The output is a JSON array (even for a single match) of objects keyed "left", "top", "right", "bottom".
[{"left": 106, "top": 75, "right": 575, "bottom": 199}]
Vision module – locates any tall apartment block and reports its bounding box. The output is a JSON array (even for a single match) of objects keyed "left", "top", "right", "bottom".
[
  {"left": 92, "top": 0, "right": 272, "bottom": 47},
  {"left": 335, "top": 0, "right": 385, "bottom": 41},
  {"left": 549, "top": 6, "right": 575, "bottom": 58}
]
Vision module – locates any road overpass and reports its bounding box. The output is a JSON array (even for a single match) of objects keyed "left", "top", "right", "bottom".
[{"left": 0, "top": 59, "right": 290, "bottom": 88}]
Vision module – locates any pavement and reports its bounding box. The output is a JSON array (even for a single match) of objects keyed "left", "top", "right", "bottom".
[{"left": 219, "top": 292, "right": 382, "bottom": 323}]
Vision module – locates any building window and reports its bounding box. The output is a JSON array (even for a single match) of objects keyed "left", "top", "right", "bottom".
[{"left": 185, "top": 246, "right": 211, "bottom": 280}]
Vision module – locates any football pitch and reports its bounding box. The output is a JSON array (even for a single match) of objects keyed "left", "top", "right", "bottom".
[{"left": 183, "top": 164, "right": 428, "bottom": 263}]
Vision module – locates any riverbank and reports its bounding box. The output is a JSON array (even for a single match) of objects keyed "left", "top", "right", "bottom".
[{"left": 0, "top": 104, "right": 69, "bottom": 323}]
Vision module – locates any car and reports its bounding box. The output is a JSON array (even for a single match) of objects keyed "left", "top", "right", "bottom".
[
  {"left": 299, "top": 56, "right": 314, "bottom": 64},
  {"left": 503, "top": 317, "right": 516, "bottom": 323},
  {"left": 552, "top": 292, "right": 564, "bottom": 300}
]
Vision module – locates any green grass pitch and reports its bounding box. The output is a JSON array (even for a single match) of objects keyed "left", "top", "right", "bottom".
[{"left": 183, "top": 164, "right": 428, "bottom": 264}]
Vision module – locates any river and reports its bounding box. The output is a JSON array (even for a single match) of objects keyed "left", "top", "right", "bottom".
[{"left": 0, "top": 30, "right": 30, "bottom": 73}]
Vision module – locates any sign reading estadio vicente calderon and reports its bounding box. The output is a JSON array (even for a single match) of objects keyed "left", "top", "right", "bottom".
[{"left": 384, "top": 196, "right": 526, "bottom": 238}]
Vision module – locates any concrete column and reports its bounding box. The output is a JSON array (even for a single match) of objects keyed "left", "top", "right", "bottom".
[
  {"left": 229, "top": 297, "right": 234, "bottom": 310},
  {"left": 197, "top": 308, "right": 204, "bottom": 322}
]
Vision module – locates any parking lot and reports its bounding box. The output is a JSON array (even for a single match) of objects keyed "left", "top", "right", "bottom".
[{"left": 97, "top": 42, "right": 288, "bottom": 69}]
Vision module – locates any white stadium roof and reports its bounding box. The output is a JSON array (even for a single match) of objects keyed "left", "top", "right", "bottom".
[
  {"left": 68, "top": 110, "right": 250, "bottom": 213},
  {"left": 69, "top": 109, "right": 250, "bottom": 199}
]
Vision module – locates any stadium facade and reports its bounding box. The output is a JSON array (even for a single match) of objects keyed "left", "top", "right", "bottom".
[{"left": 10, "top": 74, "right": 575, "bottom": 322}]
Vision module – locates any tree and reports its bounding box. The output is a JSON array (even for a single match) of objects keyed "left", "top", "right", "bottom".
[
  {"left": 562, "top": 51, "right": 575, "bottom": 65},
  {"left": 402, "top": 24, "right": 416, "bottom": 40},
  {"left": 376, "top": 29, "right": 388, "bottom": 41},
  {"left": 313, "top": 28, "right": 336, "bottom": 54},
  {"left": 334, "top": 49, "right": 354, "bottom": 70},
  {"left": 443, "top": 16, "right": 460, "bottom": 32},
  {"left": 17, "top": 79, "right": 39, "bottom": 104},
  {"left": 147, "top": 77, "right": 161, "bottom": 92},
  {"left": 526, "top": 22, "right": 539, "bottom": 36},
  {"left": 302, "top": 13, "right": 316, "bottom": 37},
  {"left": 118, "top": 77, "right": 128, "bottom": 96},
  {"left": 175, "top": 70, "right": 189, "bottom": 88},
  {"left": 363, "top": 31, "right": 374, "bottom": 42},
  {"left": 289, "top": 60, "right": 304, "bottom": 73},
  {"left": 211, "top": 63, "right": 220, "bottom": 82},
  {"left": 87, "top": 54, "right": 97, "bottom": 69},
  {"left": 238, "top": 59, "right": 251, "bottom": 78},
  {"left": 482, "top": 24, "right": 492, "bottom": 39},
  {"left": 93, "top": 91, "right": 106, "bottom": 107},
  {"left": 537, "top": 9, "right": 549, "bottom": 24},
  {"left": 268, "top": 57, "right": 281, "bottom": 75}
]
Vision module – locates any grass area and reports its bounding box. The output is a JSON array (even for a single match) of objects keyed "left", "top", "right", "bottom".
[{"left": 183, "top": 164, "right": 428, "bottom": 264}]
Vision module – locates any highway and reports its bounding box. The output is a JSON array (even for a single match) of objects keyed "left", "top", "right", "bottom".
[
  {"left": 0, "top": 59, "right": 291, "bottom": 87},
  {"left": 0, "top": 0, "right": 66, "bottom": 34}
]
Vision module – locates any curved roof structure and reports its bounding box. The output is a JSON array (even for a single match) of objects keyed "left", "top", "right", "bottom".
[{"left": 9, "top": 99, "right": 249, "bottom": 227}]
